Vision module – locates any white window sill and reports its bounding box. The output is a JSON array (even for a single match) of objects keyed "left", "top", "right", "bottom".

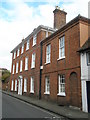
[
  {"left": 24, "top": 91, "right": 27, "bottom": 93},
  {"left": 45, "top": 62, "right": 50, "bottom": 65},
  {"left": 57, "top": 56, "right": 65, "bottom": 61},
  {"left": 57, "top": 93, "right": 66, "bottom": 96},
  {"left": 26, "top": 48, "right": 29, "bottom": 51},
  {"left": 32, "top": 44, "right": 36, "bottom": 47},
  {"left": 30, "top": 91, "right": 34, "bottom": 94},
  {"left": 20, "top": 71, "right": 22, "bottom": 73},
  {"left": 31, "top": 67, "right": 35, "bottom": 69},
  {"left": 44, "top": 92, "right": 50, "bottom": 95},
  {"left": 24, "top": 69, "right": 28, "bottom": 71}
]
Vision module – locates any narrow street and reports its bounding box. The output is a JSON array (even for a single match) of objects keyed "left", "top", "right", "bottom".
[{"left": 2, "top": 93, "right": 64, "bottom": 119}]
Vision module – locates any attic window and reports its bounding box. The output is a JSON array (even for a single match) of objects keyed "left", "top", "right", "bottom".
[{"left": 33, "top": 34, "right": 37, "bottom": 46}]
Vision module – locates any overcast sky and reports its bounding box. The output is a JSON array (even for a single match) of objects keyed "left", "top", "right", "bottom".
[{"left": 0, "top": 0, "right": 89, "bottom": 71}]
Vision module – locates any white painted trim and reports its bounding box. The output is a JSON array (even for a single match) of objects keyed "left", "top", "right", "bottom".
[{"left": 81, "top": 81, "right": 88, "bottom": 112}]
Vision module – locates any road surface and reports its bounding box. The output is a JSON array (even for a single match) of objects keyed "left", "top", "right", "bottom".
[{"left": 2, "top": 93, "right": 64, "bottom": 119}]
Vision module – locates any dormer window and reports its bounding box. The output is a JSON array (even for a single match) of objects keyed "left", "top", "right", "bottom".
[
  {"left": 13, "top": 51, "right": 16, "bottom": 59},
  {"left": 26, "top": 40, "right": 29, "bottom": 50},
  {"left": 33, "top": 34, "right": 37, "bottom": 46},
  {"left": 21, "top": 44, "right": 24, "bottom": 54},
  {"left": 17, "top": 48, "right": 20, "bottom": 57}
]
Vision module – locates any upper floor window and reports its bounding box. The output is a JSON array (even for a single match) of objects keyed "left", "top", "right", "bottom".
[
  {"left": 15, "top": 80, "right": 17, "bottom": 91},
  {"left": 24, "top": 78, "right": 27, "bottom": 92},
  {"left": 58, "top": 74, "right": 65, "bottom": 96},
  {"left": 31, "top": 53, "right": 36, "bottom": 68},
  {"left": 59, "top": 36, "right": 65, "bottom": 59},
  {"left": 12, "top": 64, "right": 15, "bottom": 74},
  {"left": 44, "top": 76, "right": 50, "bottom": 94},
  {"left": 33, "top": 34, "right": 37, "bottom": 46},
  {"left": 87, "top": 52, "right": 90, "bottom": 65},
  {"left": 30, "top": 77, "right": 34, "bottom": 93},
  {"left": 46, "top": 31, "right": 48, "bottom": 37},
  {"left": 46, "top": 44, "right": 51, "bottom": 64},
  {"left": 21, "top": 44, "right": 24, "bottom": 54},
  {"left": 20, "top": 60, "right": 23, "bottom": 72},
  {"left": 16, "top": 62, "right": 19, "bottom": 73},
  {"left": 26, "top": 40, "right": 29, "bottom": 51},
  {"left": 25, "top": 57, "right": 28, "bottom": 70},
  {"left": 17, "top": 48, "right": 20, "bottom": 57},
  {"left": 13, "top": 51, "right": 16, "bottom": 59}
]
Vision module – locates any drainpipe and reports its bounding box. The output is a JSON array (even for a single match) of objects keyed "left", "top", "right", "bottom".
[{"left": 39, "top": 42, "right": 43, "bottom": 100}]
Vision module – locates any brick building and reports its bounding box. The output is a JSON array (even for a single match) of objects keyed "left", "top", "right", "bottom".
[
  {"left": 10, "top": 25, "right": 55, "bottom": 97},
  {"left": 10, "top": 6, "right": 90, "bottom": 110}
]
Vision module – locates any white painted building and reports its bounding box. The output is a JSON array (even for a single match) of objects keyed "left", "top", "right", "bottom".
[{"left": 79, "top": 38, "right": 90, "bottom": 113}]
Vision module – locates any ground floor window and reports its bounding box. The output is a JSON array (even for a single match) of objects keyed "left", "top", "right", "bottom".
[
  {"left": 24, "top": 78, "right": 27, "bottom": 92},
  {"left": 58, "top": 74, "right": 65, "bottom": 96},
  {"left": 44, "top": 76, "right": 50, "bottom": 94},
  {"left": 15, "top": 79, "right": 17, "bottom": 91},
  {"left": 30, "top": 77, "right": 34, "bottom": 93},
  {"left": 11, "top": 80, "right": 14, "bottom": 91}
]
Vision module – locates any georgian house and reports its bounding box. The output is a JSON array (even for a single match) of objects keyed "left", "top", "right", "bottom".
[
  {"left": 10, "top": 25, "right": 55, "bottom": 97},
  {"left": 10, "top": 6, "right": 90, "bottom": 111}
]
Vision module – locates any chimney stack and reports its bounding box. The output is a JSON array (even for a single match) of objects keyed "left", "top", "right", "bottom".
[{"left": 53, "top": 6, "right": 67, "bottom": 29}]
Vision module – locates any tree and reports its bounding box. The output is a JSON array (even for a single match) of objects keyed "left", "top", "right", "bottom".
[{"left": 2, "top": 70, "right": 10, "bottom": 82}]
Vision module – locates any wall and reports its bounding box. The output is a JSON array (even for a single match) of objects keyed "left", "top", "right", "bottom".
[{"left": 41, "top": 22, "right": 82, "bottom": 108}]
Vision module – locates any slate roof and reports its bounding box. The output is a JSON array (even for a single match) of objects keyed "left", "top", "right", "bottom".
[{"left": 78, "top": 37, "right": 90, "bottom": 52}]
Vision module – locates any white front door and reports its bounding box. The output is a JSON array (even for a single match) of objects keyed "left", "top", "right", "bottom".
[{"left": 18, "top": 76, "right": 23, "bottom": 95}]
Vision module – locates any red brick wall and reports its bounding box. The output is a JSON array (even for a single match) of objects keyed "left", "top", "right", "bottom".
[
  {"left": 41, "top": 23, "right": 82, "bottom": 108},
  {"left": 10, "top": 30, "right": 52, "bottom": 98}
]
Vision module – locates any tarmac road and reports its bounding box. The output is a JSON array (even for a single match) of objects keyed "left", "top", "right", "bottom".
[{"left": 2, "top": 93, "right": 64, "bottom": 119}]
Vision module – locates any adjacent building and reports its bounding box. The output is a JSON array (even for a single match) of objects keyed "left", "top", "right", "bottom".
[
  {"left": 10, "top": 6, "right": 90, "bottom": 111},
  {"left": 78, "top": 38, "right": 90, "bottom": 112}
]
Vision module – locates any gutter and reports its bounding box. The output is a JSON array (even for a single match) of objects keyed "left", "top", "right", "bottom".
[{"left": 39, "top": 42, "right": 43, "bottom": 99}]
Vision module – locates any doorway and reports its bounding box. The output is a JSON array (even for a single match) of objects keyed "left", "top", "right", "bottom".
[
  {"left": 87, "top": 81, "right": 90, "bottom": 112},
  {"left": 18, "top": 76, "right": 23, "bottom": 95}
]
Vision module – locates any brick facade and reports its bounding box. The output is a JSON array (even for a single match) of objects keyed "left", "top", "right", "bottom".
[
  {"left": 10, "top": 7, "right": 90, "bottom": 110},
  {"left": 10, "top": 26, "right": 55, "bottom": 98}
]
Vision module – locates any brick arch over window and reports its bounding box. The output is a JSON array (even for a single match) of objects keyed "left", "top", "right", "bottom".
[{"left": 69, "top": 72, "right": 79, "bottom": 107}]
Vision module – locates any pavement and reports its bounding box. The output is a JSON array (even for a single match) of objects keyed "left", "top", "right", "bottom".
[{"left": 2, "top": 90, "right": 89, "bottom": 120}]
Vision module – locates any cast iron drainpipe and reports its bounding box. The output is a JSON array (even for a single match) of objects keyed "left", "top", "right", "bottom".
[{"left": 39, "top": 42, "right": 43, "bottom": 100}]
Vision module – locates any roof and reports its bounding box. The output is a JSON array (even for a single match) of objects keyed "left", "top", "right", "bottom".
[
  {"left": 41, "top": 15, "right": 90, "bottom": 44},
  {"left": 11, "top": 25, "right": 56, "bottom": 53},
  {"left": 78, "top": 37, "right": 90, "bottom": 52}
]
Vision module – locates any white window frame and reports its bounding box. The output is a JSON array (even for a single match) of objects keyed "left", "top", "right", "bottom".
[
  {"left": 26, "top": 40, "right": 29, "bottom": 51},
  {"left": 58, "top": 36, "right": 65, "bottom": 60},
  {"left": 20, "top": 60, "right": 23, "bottom": 72},
  {"left": 30, "top": 77, "right": 34, "bottom": 93},
  {"left": 46, "top": 31, "right": 48, "bottom": 37},
  {"left": 15, "top": 80, "right": 17, "bottom": 91},
  {"left": 16, "top": 62, "right": 19, "bottom": 73},
  {"left": 46, "top": 44, "right": 51, "bottom": 64},
  {"left": 33, "top": 34, "right": 37, "bottom": 46},
  {"left": 44, "top": 77, "right": 50, "bottom": 94},
  {"left": 57, "top": 75, "right": 66, "bottom": 96},
  {"left": 12, "top": 64, "right": 15, "bottom": 74},
  {"left": 21, "top": 44, "right": 24, "bottom": 54},
  {"left": 31, "top": 53, "right": 36, "bottom": 68},
  {"left": 87, "top": 52, "right": 90, "bottom": 65},
  {"left": 11, "top": 80, "right": 14, "bottom": 91},
  {"left": 25, "top": 57, "right": 28, "bottom": 70},
  {"left": 13, "top": 51, "right": 16, "bottom": 59},
  {"left": 24, "top": 78, "right": 27, "bottom": 92},
  {"left": 17, "top": 48, "right": 20, "bottom": 57}
]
